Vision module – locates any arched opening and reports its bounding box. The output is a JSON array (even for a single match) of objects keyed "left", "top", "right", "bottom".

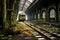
[
  {"left": 34, "top": 14, "right": 36, "bottom": 20},
  {"left": 38, "top": 14, "right": 40, "bottom": 20},
  {"left": 42, "top": 11, "right": 46, "bottom": 21},
  {"left": 49, "top": 9, "right": 56, "bottom": 22}
]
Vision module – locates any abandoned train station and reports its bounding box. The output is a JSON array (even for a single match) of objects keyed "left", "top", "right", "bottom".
[{"left": 0, "top": 0, "right": 60, "bottom": 40}]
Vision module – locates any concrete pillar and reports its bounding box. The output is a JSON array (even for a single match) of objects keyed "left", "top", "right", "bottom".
[
  {"left": 37, "top": 10, "right": 40, "bottom": 21},
  {"left": 12, "top": 0, "right": 16, "bottom": 25},
  {"left": 8, "top": 0, "right": 16, "bottom": 27},
  {"left": 46, "top": 8, "right": 50, "bottom": 22},
  {"left": 58, "top": 3, "right": 60, "bottom": 22},
  {"left": 35, "top": 10, "right": 39, "bottom": 21},
  {"left": 0, "top": 0, "right": 3, "bottom": 26},
  {"left": 39, "top": 10, "right": 41, "bottom": 20},
  {"left": 34, "top": 14, "right": 36, "bottom": 20},
  {"left": 33, "top": 11, "right": 36, "bottom": 20},
  {"left": 45, "top": 9, "right": 47, "bottom": 22},
  {"left": 38, "top": 13, "right": 40, "bottom": 20},
  {"left": 32, "top": 13, "right": 35, "bottom": 20},
  {"left": 40, "top": 11, "right": 42, "bottom": 21},
  {"left": 36, "top": 13, "right": 38, "bottom": 20},
  {"left": 3, "top": 0, "right": 7, "bottom": 29},
  {"left": 36, "top": 14, "right": 38, "bottom": 20},
  {"left": 56, "top": 1, "right": 58, "bottom": 22}
]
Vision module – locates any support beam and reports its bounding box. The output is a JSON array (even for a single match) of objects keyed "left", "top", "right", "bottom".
[
  {"left": 56, "top": 1, "right": 58, "bottom": 22},
  {"left": 8, "top": 0, "right": 16, "bottom": 27},
  {"left": 3, "top": 0, "right": 7, "bottom": 29}
]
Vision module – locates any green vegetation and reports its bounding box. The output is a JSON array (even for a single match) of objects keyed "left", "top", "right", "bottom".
[
  {"left": 39, "top": 25, "right": 60, "bottom": 33},
  {"left": 0, "top": 33, "right": 12, "bottom": 40},
  {"left": 12, "top": 22, "right": 34, "bottom": 34},
  {"left": 27, "top": 20, "right": 60, "bottom": 34}
]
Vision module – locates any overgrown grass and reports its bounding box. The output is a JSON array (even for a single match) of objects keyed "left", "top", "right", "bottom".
[
  {"left": 0, "top": 33, "right": 12, "bottom": 40},
  {"left": 27, "top": 20, "right": 60, "bottom": 34},
  {"left": 11, "top": 22, "right": 34, "bottom": 35}
]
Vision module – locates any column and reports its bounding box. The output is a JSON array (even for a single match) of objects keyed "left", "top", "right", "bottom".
[
  {"left": 3, "top": 0, "right": 7, "bottom": 29},
  {"left": 36, "top": 11, "right": 38, "bottom": 20},
  {"left": 56, "top": 1, "right": 58, "bottom": 22}
]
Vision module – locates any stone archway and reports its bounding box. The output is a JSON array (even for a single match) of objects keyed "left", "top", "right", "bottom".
[
  {"left": 41, "top": 10, "right": 46, "bottom": 21},
  {"left": 49, "top": 8, "right": 56, "bottom": 22}
]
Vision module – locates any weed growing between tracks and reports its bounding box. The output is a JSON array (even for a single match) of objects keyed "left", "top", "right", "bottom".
[{"left": 27, "top": 21, "right": 60, "bottom": 34}]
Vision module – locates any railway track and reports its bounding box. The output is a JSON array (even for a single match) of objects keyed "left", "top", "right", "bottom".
[{"left": 23, "top": 22, "right": 60, "bottom": 40}]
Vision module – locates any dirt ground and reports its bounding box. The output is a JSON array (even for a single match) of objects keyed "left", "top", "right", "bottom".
[{"left": 11, "top": 22, "right": 38, "bottom": 40}]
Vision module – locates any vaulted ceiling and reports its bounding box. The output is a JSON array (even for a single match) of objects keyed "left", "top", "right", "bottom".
[{"left": 19, "top": 0, "right": 35, "bottom": 12}]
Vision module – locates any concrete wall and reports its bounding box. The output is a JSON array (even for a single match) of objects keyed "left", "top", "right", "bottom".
[
  {"left": 58, "top": 3, "right": 60, "bottom": 22},
  {"left": 46, "top": 3, "right": 56, "bottom": 22},
  {"left": 26, "top": 1, "right": 60, "bottom": 23},
  {"left": 40, "top": 8, "right": 46, "bottom": 21},
  {"left": 40, "top": 3, "right": 60, "bottom": 22}
]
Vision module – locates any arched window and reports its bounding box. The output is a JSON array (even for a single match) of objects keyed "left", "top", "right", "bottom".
[
  {"left": 50, "top": 9, "right": 55, "bottom": 18},
  {"left": 42, "top": 11, "right": 45, "bottom": 18},
  {"left": 38, "top": 14, "right": 40, "bottom": 19},
  {"left": 34, "top": 15, "right": 36, "bottom": 19}
]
